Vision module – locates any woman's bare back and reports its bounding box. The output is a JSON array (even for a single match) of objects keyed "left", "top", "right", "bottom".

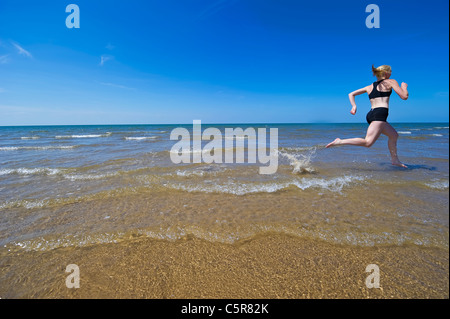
[{"left": 367, "top": 79, "right": 393, "bottom": 109}]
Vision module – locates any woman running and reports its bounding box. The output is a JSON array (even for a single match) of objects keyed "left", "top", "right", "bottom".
[{"left": 326, "top": 65, "right": 409, "bottom": 168}]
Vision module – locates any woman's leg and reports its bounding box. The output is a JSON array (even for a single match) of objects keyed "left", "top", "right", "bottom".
[
  {"left": 381, "top": 122, "right": 407, "bottom": 168},
  {"left": 326, "top": 121, "right": 385, "bottom": 148}
]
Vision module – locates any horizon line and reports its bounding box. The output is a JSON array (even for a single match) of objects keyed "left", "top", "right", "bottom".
[{"left": 0, "top": 121, "right": 449, "bottom": 127}]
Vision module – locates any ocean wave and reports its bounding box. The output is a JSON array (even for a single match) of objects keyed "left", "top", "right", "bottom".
[
  {"left": 425, "top": 180, "right": 449, "bottom": 190},
  {"left": 124, "top": 136, "right": 158, "bottom": 141},
  {"left": 0, "top": 166, "right": 126, "bottom": 180},
  {"left": 0, "top": 199, "right": 47, "bottom": 210},
  {"left": 7, "top": 233, "right": 124, "bottom": 251},
  {"left": 20, "top": 136, "right": 40, "bottom": 140},
  {"left": 0, "top": 186, "right": 150, "bottom": 211},
  {"left": 165, "top": 175, "right": 365, "bottom": 195},
  {"left": 398, "top": 131, "right": 412, "bottom": 135},
  {"left": 6, "top": 221, "right": 447, "bottom": 251},
  {"left": 175, "top": 170, "right": 207, "bottom": 177},
  {"left": 55, "top": 133, "right": 112, "bottom": 139},
  {"left": 169, "top": 146, "right": 246, "bottom": 155},
  {"left": 0, "top": 190, "right": 108, "bottom": 211},
  {"left": 278, "top": 146, "right": 320, "bottom": 152},
  {"left": 174, "top": 166, "right": 226, "bottom": 177},
  {"left": 0, "top": 167, "right": 64, "bottom": 176},
  {"left": 0, "top": 145, "right": 77, "bottom": 151},
  {"left": 434, "top": 126, "right": 449, "bottom": 129},
  {"left": 403, "top": 136, "right": 427, "bottom": 140},
  {"left": 63, "top": 172, "right": 119, "bottom": 181},
  {"left": 430, "top": 134, "right": 443, "bottom": 137}
]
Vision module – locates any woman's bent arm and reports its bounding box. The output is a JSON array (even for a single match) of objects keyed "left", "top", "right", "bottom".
[
  {"left": 348, "top": 87, "right": 368, "bottom": 115},
  {"left": 390, "top": 79, "right": 409, "bottom": 100}
]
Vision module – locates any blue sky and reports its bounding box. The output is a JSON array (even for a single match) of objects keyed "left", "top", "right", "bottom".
[{"left": 0, "top": 0, "right": 448, "bottom": 125}]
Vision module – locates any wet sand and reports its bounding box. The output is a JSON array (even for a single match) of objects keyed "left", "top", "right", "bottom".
[{"left": 0, "top": 234, "right": 448, "bottom": 299}]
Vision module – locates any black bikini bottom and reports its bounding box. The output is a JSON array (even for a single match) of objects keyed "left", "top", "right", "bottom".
[{"left": 366, "top": 107, "right": 388, "bottom": 124}]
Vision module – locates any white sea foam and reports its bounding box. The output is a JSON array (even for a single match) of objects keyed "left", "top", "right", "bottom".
[
  {"left": 0, "top": 168, "right": 63, "bottom": 176},
  {"left": 9, "top": 233, "right": 123, "bottom": 251},
  {"left": 20, "top": 136, "right": 40, "bottom": 140},
  {"left": 55, "top": 133, "right": 111, "bottom": 139},
  {"left": 174, "top": 167, "right": 224, "bottom": 177},
  {"left": 430, "top": 134, "right": 443, "bottom": 137},
  {"left": 0, "top": 145, "right": 76, "bottom": 151},
  {"left": 125, "top": 136, "right": 158, "bottom": 140},
  {"left": 0, "top": 199, "right": 47, "bottom": 210},
  {"left": 434, "top": 126, "right": 449, "bottom": 129},
  {"left": 175, "top": 170, "right": 206, "bottom": 177},
  {"left": 63, "top": 172, "right": 118, "bottom": 181},
  {"left": 279, "top": 146, "right": 318, "bottom": 152},
  {"left": 166, "top": 175, "right": 365, "bottom": 195},
  {"left": 425, "top": 180, "right": 449, "bottom": 190},
  {"left": 169, "top": 146, "right": 244, "bottom": 155},
  {"left": 398, "top": 131, "right": 412, "bottom": 135},
  {"left": 6, "top": 223, "right": 446, "bottom": 251}
]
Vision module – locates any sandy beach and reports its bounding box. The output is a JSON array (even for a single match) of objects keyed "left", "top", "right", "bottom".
[{"left": 1, "top": 234, "right": 448, "bottom": 299}]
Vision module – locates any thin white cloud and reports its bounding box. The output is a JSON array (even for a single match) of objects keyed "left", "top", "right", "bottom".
[
  {"left": 12, "top": 42, "right": 33, "bottom": 58},
  {"left": 0, "top": 54, "right": 9, "bottom": 64},
  {"left": 106, "top": 43, "right": 115, "bottom": 50},
  {"left": 99, "top": 54, "right": 113, "bottom": 66}
]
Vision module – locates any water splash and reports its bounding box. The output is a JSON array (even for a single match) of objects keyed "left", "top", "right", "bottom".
[{"left": 277, "top": 147, "right": 317, "bottom": 174}]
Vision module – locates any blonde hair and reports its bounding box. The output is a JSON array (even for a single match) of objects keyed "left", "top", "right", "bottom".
[{"left": 372, "top": 65, "right": 392, "bottom": 78}]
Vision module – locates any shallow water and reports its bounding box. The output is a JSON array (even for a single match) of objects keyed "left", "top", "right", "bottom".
[{"left": 0, "top": 123, "right": 448, "bottom": 251}]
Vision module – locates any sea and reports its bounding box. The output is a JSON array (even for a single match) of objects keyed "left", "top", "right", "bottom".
[{"left": 0, "top": 123, "right": 448, "bottom": 251}]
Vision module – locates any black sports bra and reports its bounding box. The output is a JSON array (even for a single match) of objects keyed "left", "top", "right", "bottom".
[{"left": 369, "top": 79, "right": 392, "bottom": 100}]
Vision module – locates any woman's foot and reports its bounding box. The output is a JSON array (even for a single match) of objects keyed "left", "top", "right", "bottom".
[
  {"left": 326, "top": 138, "right": 341, "bottom": 148},
  {"left": 392, "top": 159, "right": 407, "bottom": 168}
]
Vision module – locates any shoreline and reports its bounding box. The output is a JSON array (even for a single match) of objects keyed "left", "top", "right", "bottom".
[{"left": 1, "top": 234, "right": 448, "bottom": 299}]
